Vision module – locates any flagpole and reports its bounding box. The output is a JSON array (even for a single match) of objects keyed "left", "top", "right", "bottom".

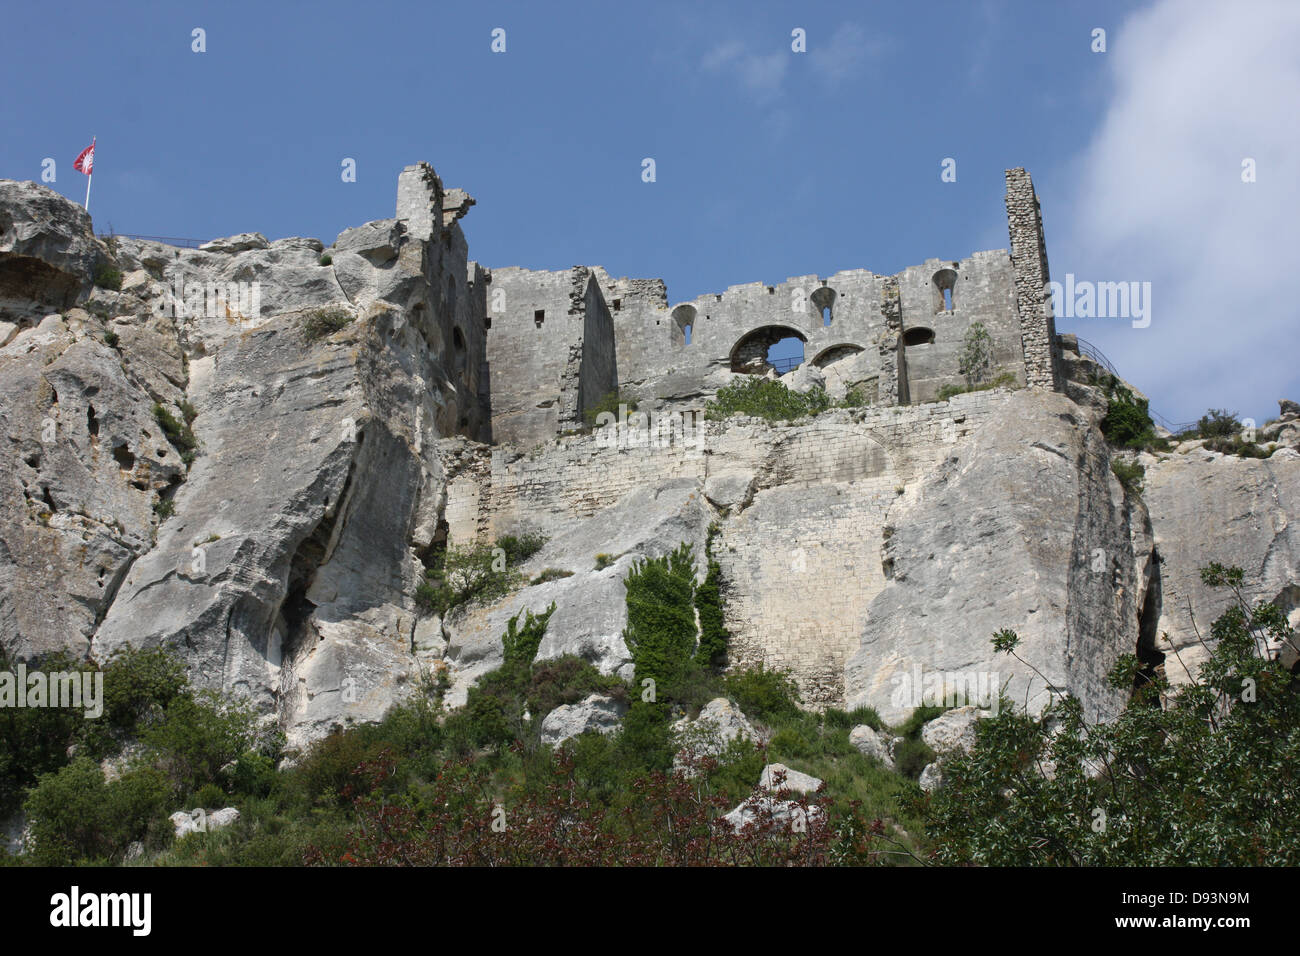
[{"left": 83, "top": 136, "right": 94, "bottom": 212}]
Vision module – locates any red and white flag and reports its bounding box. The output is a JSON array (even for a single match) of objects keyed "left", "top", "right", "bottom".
[{"left": 74, "top": 140, "right": 95, "bottom": 176}]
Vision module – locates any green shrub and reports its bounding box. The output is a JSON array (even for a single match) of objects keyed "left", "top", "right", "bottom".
[
  {"left": 530, "top": 568, "right": 573, "bottom": 585},
  {"left": 1111, "top": 459, "right": 1145, "bottom": 495},
  {"left": 153, "top": 402, "right": 197, "bottom": 456},
  {"left": 839, "top": 384, "right": 873, "bottom": 408},
  {"left": 0, "top": 648, "right": 89, "bottom": 814},
  {"left": 1099, "top": 383, "right": 1159, "bottom": 449},
  {"left": 891, "top": 736, "right": 935, "bottom": 779},
  {"left": 103, "top": 330, "right": 119, "bottom": 347},
  {"left": 705, "top": 377, "right": 830, "bottom": 422},
  {"left": 416, "top": 542, "right": 523, "bottom": 617},
  {"left": 1197, "top": 408, "right": 1241, "bottom": 439},
  {"left": 693, "top": 531, "right": 729, "bottom": 667},
  {"left": 936, "top": 371, "right": 1017, "bottom": 402},
  {"left": 153, "top": 498, "right": 175, "bottom": 520},
  {"left": 584, "top": 390, "right": 639, "bottom": 427},
  {"left": 318, "top": 253, "right": 333, "bottom": 266},
  {"left": 93, "top": 264, "right": 123, "bottom": 291},
  {"left": 496, "top": 532, "right": 546, "bottom": 565},
  {"left": 594, "top": 553, "right": 616, "bottom": 570},
  {"left": 193, "top": 781, "right": 227, "bottom": 809},
  {"left": 24, "top": 758, "right": 170, "bottom": 865},
  {"left": 823, "top": 706, "right": 883, "bottom": 731},
  {"left": 958, "top": 321, "right": 993, "bottom": 385},
  {"left": 623, "top": 544, "right": 698, "bottom": 691},
  {"left": 724, "top": 665, "right": 801, "bottom": 722},
  {"left": 300, "top": 307, "right": 354, "bottom": 341},
  {"left": 927, "top": 565, "right": 1300, "bottom": 864},
  {"left": 139, "top": 689, "right": 261, "bottom": 799}
]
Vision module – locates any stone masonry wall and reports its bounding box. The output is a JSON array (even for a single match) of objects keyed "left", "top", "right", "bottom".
[
  {"left": 1005, "top": 167, "right": 1060, "bottom": 390},
  {"left": 443, "top": 389, "right": 1018, "bottom": 705}
]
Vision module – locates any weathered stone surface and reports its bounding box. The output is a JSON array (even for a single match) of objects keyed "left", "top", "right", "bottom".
[
  {"left": 1143, "top": 448, "right": 1300, "bottom": 679},
  {"left": 170, "top": 807, "right": 240, "bottom": 839},
  {"left": 673, "top": 697, "right": 761, "bottom": 757},
  {"left": 920, "top": 706, "right": 987, "bottom": 753},
  {"left": 539, "top": 693, "right": 627, "bottom": 746},
  {"left": 198, "top": 233, "right": 269, "bottom": 254},
  {"left": 919, "top": 763, "right": 944, "bottom": 793},
  {"left": 845, "top": 389, "right": 1140, "bottom": 725},
  {"left": 443, "top": 478, "right": 714, "bottom": 707},
  {"left": 0, "top": 180, "right": 102, "bottom": 322},
  {"left": 848, "top": 724, "right": 894, "bottom": 767},
  {"left": 759, "top": 763, "right": 823, "bottom": 794}
]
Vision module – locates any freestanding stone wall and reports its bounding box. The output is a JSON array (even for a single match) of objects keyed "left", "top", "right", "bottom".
[{"left": 1005, "top": 167, "right": 1060, "bottom": 391}]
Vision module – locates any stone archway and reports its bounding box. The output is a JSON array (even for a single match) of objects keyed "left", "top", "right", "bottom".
[{"left": 730, "top": 325, "right": 807, "bottom": 374}]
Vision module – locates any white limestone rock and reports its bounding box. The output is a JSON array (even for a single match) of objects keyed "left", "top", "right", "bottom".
[
  {"left": 920, "top": 705, "right": 988, "bottom": 754},
  {"left": 759, "top": 763, "right": 823, "bottom": 794},
  {"left": 539, "top": 693, "right": 628, "bottom": 746},
  {"left": 848, "top": 724, "right": 894, "bottom": 768}
]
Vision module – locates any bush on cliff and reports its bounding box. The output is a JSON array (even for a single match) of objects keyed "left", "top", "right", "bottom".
[
  {"left": 705, "top": 377, "right": 830, "bottom": 422},
  {"left": 925, "top": 564, "right": 1300, "bottom": 865}
]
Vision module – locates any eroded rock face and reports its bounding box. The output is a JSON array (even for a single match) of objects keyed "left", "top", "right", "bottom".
[
  {"left": 844, "top": 389, "right": 1142, "bottom": 725},
  {"left": 0, "top": 181, "right": 104, "bottom": 322},
  {"left": 539, "top": 693, "right": 627, "bottom": 746},
  {"left": 0, "top": 165, "right": 489, "bottom": 750},
  {"left": 1143, "top": 446, "right": 1300, "bottom": 680}
]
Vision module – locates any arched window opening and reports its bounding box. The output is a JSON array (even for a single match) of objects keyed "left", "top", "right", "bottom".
[
  {"left": 812, "top": 344, "right": 865, "bottom": 368},
  {"left": 671, "top": 304, "right": 697, "bottom": 346},
  {"left": 932, "top": 268, "right": 957, "bottom": 313},
  {"left": 902, "top": 327, "right": 935, "bottom": 347},
  {"left": 811, "top": 286, "right": 837, "bottom": 328},
  {"left": 730, "top": 325, "right": 808, "bottom": 374}
]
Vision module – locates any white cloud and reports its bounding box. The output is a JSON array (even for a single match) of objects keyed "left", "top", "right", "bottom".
[
  {"left": 809, "top": 22, "right": 877, "bottom": 87},
  {"left": 701, "top": 39, "right": 788, "bottom": 101},
  {"left": 1056, "top": 0, "right": 1300, "bottom": 423}
]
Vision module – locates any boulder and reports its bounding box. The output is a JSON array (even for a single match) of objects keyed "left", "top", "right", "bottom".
[
  {"left": 539, "top": 693, "right": 628, "bottom": 746},
  {"left": 848, "top": 724, "right": 894, "bottom": 768},
  {"left": 198, "top": 232, "right": 269, "bottom": 254},
  {"left": 920, "top": 705, "right": 987, "bottom": 753},
  {"left": 759, "top": 763, "right": 823, "bottom": 794},
  {"left": 169, "top": 806, "right": 240, "bottom": 839},
  {"left": 672, "top": 697, "right": 760, "bottom": 758}
]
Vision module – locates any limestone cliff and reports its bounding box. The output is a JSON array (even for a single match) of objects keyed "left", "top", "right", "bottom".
[{"left": 2, "top": 168, "right": 1297, "bottom": 749}]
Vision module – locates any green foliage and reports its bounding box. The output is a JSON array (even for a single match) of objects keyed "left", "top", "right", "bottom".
[
  {"left": 958, "top": 321, "right": 993, "bottom": 385},
  {"left": 723, "top": 664, "right": 801, "bottom": 722},
  {"left": 693, "top": 552, "right": 729, "bottom": 667},
  {"left": 839, "top": 384, "right": 873, "bottom": 408},
  {"left": 705, "top": 377, "right": 831, "bottom": 422},
  {"left": 1110, "top": 458, "right": 1146, "bottom": 495},
  {"left": 93, "top": 264, "right": 123, "bottom": 291},
  {"left": 23, "top": 759, "right": 170, "bottom": 865},
  {"left": 823, "top": 706, "right": 883, "bottom": 731},
  {"left": 584, "top": 389, "right": 639, "bottom": 427},
  {"left": 318, "top": 253, "right": 333, "bottom": 266},
  {"left": 936, "top": 371, "right": 1017, "bottom": 402},
  {"left": 530, "top": 568, "right": 573, "bottom": 585},
  {"left": 78, "top": 646, "right": 187, "bottom": 758},
  {"left": 623, "top": 544, "right": 699, "bottom": 690},
  {"left": 416, "top": 541, "right": 523, "bottom": 617},
  {"left": 299, "top": 307, "right": 354, "bottom": 341},
  {"left": 0, "top": 649, "right": 88, "bottom": 814},
  {"left": 103, "top": 330, "right": 119, "bottom": 348},
  {"left": 153, "top": 497, "right": 175, "bottom": 520},
  {"left": 501, "top": 603, "right": 555, "bottom": 675},
  {"left": 1197, "top": 408, "right": 1241, "bottom": 439},
  {"left": 495, "top": 532, "right": 546, "bottom": 565},
  {"left": 1098, "top": 380, "right": 1160, "bottom": 450},
  {"left": 139, "top": 690, "right": 262, "bottom": 799},
  {"left": 926, "top": 565, "right": 1300, "bottom": 865},
  {"left": 594, "top": 553, "right": 616, "bottom": 570},
  {"left": 153, "top": 398, "right": 196, "bottom": 455}
]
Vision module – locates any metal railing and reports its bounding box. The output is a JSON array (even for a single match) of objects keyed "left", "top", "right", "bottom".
[
  {"left": 1070, "top": 336, "right": 1196, "bottom": 434},
  {"left": 769, "top": 356, "right": 802, "bottom": 374}
]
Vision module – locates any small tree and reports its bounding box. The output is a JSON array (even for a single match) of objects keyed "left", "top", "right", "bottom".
[
  {"left": 958, "top": 322, "right": 993, "bottom": 386},
  {"left": 926, "top": 563, "right": 1300, "bottom": 865}
]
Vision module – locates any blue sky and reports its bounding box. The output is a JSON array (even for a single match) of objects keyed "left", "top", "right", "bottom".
[{"left": 3, "top": 0, "right": 1297, "bottom": 425}]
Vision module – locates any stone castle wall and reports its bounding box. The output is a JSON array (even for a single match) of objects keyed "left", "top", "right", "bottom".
[{"left": 442, "top": 388, "right": 1017, "bottom": 704}]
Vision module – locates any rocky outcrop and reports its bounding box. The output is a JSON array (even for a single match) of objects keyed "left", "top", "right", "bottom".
[
  {"left": 1143, "top": 443, "right": 1300, "bottom": 680},
  {"left": 845, "top": 389, "right": 1143, "bottom": 724},
  {"left": 0, "top": 181, "right": 104, "bottom": 322},
  {"left": 848, "top": 724, "right": 895, "bottom": 768},
  {"left": 539, "top": 693, "right": 627, "bottom": 746}
]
